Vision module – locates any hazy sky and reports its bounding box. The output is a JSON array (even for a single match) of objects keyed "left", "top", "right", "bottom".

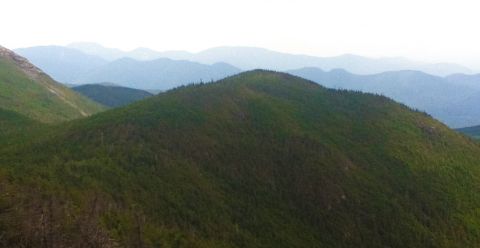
[{"left": 2, "top": 0, "right": 480, "bottom": 69}]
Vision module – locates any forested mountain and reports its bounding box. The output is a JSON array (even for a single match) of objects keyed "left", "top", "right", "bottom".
[
  {"left": 1, "top": 71, "right": 480, "bottom": 247},
  {"left": 288, "top": 67, "right": 480, "bottom": 127},
  {"left": 73, "top": 84, "right": 153, "bottom": 107},
  {"left": 0, "top": 46, "right": 104, "bottom": 123}
]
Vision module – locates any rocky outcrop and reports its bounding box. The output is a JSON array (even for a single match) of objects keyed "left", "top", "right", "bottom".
[{"left": 0, "top": 45, "right": 44, "bottom": 79}]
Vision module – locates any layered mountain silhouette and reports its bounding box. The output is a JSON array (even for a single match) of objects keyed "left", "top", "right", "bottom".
[
  {"left": 14, "top": 44, "right": 480, "bottom": 127},
  {"left": 288, "top": 67, "right": 480, "bottom": 128},
  {"left": 66, "top": 43, "right": 473, "bottom": 76},
  {"left": 0, "top": 46, "right": 104, "bottom": 123},
  {"left": 1, "top": 70, "right": 480, "bottom": 247},
  {"left": 16, "top": 46, "right": 241, "bottom": 89},
  {"left": 73, "top": 58, "right": 240, "bottom": 90}
]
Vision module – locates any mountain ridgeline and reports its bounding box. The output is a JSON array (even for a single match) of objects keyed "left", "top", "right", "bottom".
[
  {"left": 65, "top": 43, "right": 473, "bottom": 76},
  {"left": 15, "top": 44, "right": 480, "bottom": 128},
  {"left": 14, "top": 46, "right": 108, "bottom": 83},
  {"left": 1, "top": 71, "right": 480, "bottom": 247},
  {"left": 74, "top": 58, "right": 240, "bottom": 90},
  {"left": 288, "top": 67, "right": 480, "bottom": 128},
  {"left": 0, "top": 46, "right": 104, "bottom": 123},
  {"left": 72, "top": 84, "right": 153, "bottom": 107},
  {"left": 15, "top": 46, "right": 242, "bottom": 89}
]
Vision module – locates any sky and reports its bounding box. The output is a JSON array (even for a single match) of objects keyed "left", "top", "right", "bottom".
[{"left": 2, "top": 0, "right": 480, "bottom": 69}]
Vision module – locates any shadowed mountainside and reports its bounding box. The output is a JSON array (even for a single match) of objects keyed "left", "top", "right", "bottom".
[{"left": 73, "top": 84, "right": 153, "bottom": 107}]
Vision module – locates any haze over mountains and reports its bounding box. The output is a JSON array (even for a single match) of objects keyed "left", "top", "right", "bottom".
[
  {"left": 13, "top": 43, "right": 480, "bottom": 128},
  {"left": 15, "top": 46, "right": 240, "bottom": 90},
  {"left": 66, "top": 42, "right": 473, "bottom": 75},
  {"left": 75, "top": 58, "right": 240, "bottom": 90},
  {"left": 14, "top": 46, "right": 108, "bottom": 83},
  {"left": 15, "top": 43, "right": 476, "bottom": 88}
]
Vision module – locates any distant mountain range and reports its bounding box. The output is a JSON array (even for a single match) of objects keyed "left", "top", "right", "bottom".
[
  {"left": 67, "top": 43, "right": 474, "bottom": 76},
  {"left": 18, "top": 43, "right": 474, "bottom": 80},
  {"left": 73, "top": 58, "right": 240, "bottom": 90},
  {"left": 15, "top": 46, "right": 241, "bottom": 90},
  {"left": 72, "top": 84, "right": 153, "bottom": 107},
  {"left": 12, "top": 43, "right": 480, "bottom": 127},
  {"left": 288, "top": 67, "right": 480, "bottom": 128}
]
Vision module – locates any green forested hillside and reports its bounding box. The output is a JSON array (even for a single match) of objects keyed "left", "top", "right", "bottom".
[
  {"left": 72, "top": 84, "right": 153, "bottom": 107},
  {"left": 0, "top": 108, "right": 44, "bottom": 146},
  {"left": 0, "top": 46, "right": 104, "bottom": 123},
  {"left": 1, "top": 71, "right": 480, "bottom": 247}
]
